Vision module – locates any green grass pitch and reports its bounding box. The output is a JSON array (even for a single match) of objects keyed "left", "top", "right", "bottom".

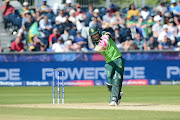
[{"left": 0, "top": 85, "right": 180, "bottom": 120}]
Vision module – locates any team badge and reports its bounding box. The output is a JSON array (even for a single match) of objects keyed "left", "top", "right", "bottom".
[{"left": 91, "top": 29, "right": 94, "bottom": 33}]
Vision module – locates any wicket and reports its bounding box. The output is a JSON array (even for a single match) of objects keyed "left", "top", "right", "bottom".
[{"left": 52, "top": 69, "right": 64, "bottom": 104}]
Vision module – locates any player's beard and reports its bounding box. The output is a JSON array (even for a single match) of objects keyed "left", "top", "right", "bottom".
[{"left": 92, "top": 33, "right": 101, "bottom": 44}]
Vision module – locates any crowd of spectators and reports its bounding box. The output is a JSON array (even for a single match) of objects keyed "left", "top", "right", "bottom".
[{"left": 1, "top": 0, "right": 180, "bottom": 52}]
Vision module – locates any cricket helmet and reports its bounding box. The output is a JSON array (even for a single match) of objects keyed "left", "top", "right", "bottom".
[
  {"left": 89, "top": 26, "right": 101, "bottom": 43},
  {"left": 89, "top": 26, "right": 99, "bottom": 36}
]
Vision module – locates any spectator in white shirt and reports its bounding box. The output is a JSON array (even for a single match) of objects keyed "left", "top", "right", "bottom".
[
  {"left": 140, "top": 7, "right": 150, "bottom": 20},
  {"left": 69, "top": 9, "right": 76, "bottom": 24},
  {"left": 52, "top": 3, "right": 60, "bottom": 15},
  {"left": 158, "top": 24, "right": 175, "bottom": 43},
  {"left": 76, "top": 14, "right": 85, "bottom": 31},
  {"left": 55, "top": 9, "right": 66, "bottom": 25},
  {"left": 64, "top": 40, "right": 73, "bottom": 52},
  {"left": 52, "top": 37, "right": 65, "bottom": 52},
  {"left": 167, "top": 19, "right": 177, "bottom": 44},
  {"left": 152, "top": 15, "right": 163, "bottom": 38}
]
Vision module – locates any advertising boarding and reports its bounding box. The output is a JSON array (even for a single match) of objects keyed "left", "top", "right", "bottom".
[{"left": 0, "top": 52, "right": 180, "bottom": 86}]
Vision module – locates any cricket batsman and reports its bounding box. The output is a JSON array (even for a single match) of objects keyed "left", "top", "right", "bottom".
[{"left": 89, "top": 26, "right": 125, "bottom": 106}]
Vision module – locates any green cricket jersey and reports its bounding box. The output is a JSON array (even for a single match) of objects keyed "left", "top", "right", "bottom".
[{"left": 96, "top": 32, "right": 122, "bottom": 63}]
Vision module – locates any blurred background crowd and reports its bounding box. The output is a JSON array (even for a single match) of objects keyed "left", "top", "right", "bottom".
[{"left": 1, "top": 0, "right": 180, "bottom": 53}]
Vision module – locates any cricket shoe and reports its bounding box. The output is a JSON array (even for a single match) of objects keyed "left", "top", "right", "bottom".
[
  {"left": 117, "top": 91, "right": 123, "bottom": 105},
  {"left": 109, "top": 101, "right": 117, "bottom": 106}
]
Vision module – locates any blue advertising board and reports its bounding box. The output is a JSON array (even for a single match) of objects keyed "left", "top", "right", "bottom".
[{"left": 0, "top": 58, "right": 180, "bottom": 86}]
